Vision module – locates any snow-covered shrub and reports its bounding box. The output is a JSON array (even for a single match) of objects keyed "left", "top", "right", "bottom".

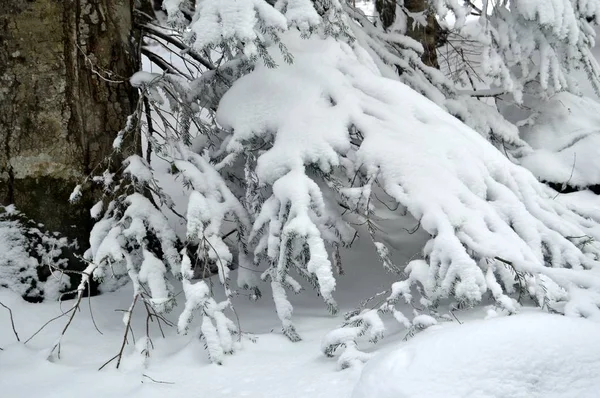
[
  {"left": 0, "top": 206, "right": 73, "bottom": 302},
  {"left": 439, "top": 1, "right": 600, "bottom": 192},
  {"left": 76, "top": 0, "right": 600, "bottom": 366}
]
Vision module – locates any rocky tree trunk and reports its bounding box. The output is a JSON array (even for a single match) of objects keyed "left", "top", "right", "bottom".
[
  {"left": 376, "top": 0, "right": 445, "bottom": 68},
  {"left": 0, "top": 1, "right": 140, "bottom": 259}
]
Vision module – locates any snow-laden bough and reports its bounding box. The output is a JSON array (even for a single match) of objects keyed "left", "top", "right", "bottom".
[{"left": 217, "top": 32, "right": 600, "bottom": 368}]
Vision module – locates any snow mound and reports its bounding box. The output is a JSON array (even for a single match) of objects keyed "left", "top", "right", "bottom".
[
  {"left": 352, "top": 313, "right": 600, "bottom": 398},
  {"left": 520, "top": 92, "right": 600, "bottom": 188}
]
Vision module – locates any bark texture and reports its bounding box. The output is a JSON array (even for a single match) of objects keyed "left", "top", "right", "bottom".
[
  {"left": 0, "top": 0, "right": 139, "bottom": 248},
  {"left": 376, "top": 0, "right": 444, "bottom": 68}
]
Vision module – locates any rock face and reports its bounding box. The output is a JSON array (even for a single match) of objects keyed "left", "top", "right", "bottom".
[{"left": 0, "top": 0, "right": 139, "bottom": 248}]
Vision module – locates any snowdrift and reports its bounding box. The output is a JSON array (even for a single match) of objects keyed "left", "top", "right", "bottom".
[{"left": 352, "top": 313, "right": 600, "bottom": 398}]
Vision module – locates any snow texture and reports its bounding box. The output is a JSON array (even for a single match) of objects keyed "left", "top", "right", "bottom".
[
  {"left": 87, "top": 192, "right": 178, "bottom": 311},
  {"left": 165, "top": 0, "right": 287, "bottom": 56},
  {"left": 0, "top": 284, "right": 362, "bottom": 397},
  {"left": 352, "top": 313, "right": 600, "bottom": 398},
  {"left": 343, "top": 2, "right": 528, "bottom": 154},
  {"left": 519, "top": 92, "right": 600, "bottom": 188},
  {"left": 79, "top": 0, "right": 600, "bottom": 370},
  {"left": 276, "top": 0, "right": 322, "bottom": 31},
  {"left": 465, "top": 0, "right": 600, "bottom": 99}
]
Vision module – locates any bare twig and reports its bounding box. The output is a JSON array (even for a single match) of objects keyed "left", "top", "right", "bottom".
[
  {"left": 52, "top": 287, "right": 87, "bottom": 358},
  {"left": 116, "top": 295, "right": 139, "bottom": 368},
  {"left": 139, "top": 22, "right": 215, "bottom": 70},
  {"left": 402, "top": 221, "right": 421, "bottom": 235},
  {"left": 87, "top": 280, "right": 103, "bottom": 335},
  {"left": 142, "top": 374, "right": 175, "bottom": 384},
  {"left": 24, "top": 307, "right": 75, "bottom": 344},
  {"left": 100, "top": 294, "right": 139, "bottom": 370},
  {"left": 76, "top": 43, "right": 127, "bottom": 84},
  {"left": 98, "top": 353, "right": 120, "bottom": 371},
  {"left": 553, "top": 153, "right": 577, "bottom": 199},
  {"left": 457, "top": 87, "right": 507, "bottom": 97},
  {"left": 0, "top": 301, "right": 20, "bottom": 342},
  {"left": 47, "top": 264, "right": 100, "bottom": 358},
  {"left": 465, "top": 0, "right": 483, "bottom": 14},
  {"left": 449, "top": 309, "right": 463, "bottom": 325},
  {"left": 141, "top": 47, "right": 192, "bottom": 78}
]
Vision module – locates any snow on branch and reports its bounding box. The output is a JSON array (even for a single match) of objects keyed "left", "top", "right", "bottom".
[
  {"left": 217, "top": 31, "right": 600, "bottom": 358},
  {"left": 74, "top": 0, "right": 600, "bottom": 368},
  {"left": 466, "top": 0, "right": 600, "bottom": 98},
  {"left": 164, "top": 0, "right": 288, "bottom": 57},
  {"left": 342, "top": 2, "right": 529, "bottom": 155}
]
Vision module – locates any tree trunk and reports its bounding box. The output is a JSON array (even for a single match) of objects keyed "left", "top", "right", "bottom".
[
  {"left": 376, "top": 0, "right": 443, "bottom": 68},
  {"left": 0, "top": 1, "right": 139, "bottom": 253}
]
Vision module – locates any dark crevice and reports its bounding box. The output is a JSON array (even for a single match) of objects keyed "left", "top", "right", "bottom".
[{"left": 545, "top": 181, "right": 600, "bottom": 195}]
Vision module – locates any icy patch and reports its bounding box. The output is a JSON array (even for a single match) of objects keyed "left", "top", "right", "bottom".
[{"left": 352, "top": 313, "right": 600, "bottom": 398}]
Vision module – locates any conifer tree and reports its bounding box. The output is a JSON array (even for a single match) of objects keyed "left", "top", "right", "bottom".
[{"left": 43, "top": 0, "right": 600, "bottom": 366}]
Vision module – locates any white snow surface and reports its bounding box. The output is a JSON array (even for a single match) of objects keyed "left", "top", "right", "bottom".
[
  {"left": 167, "top": 0, "right": 288, "bottom": 56},
  {"left": 0, "top": 235, "right": 398, "bottom": 398},
  {"left": 519, "top": 92, "right": 600, "bottom": 187},
  {"left": 4, "top": 281, "right": 600, "bottom": 398},
  {"left": 352, "top": 313, "right": 600, "bottom": 398}
]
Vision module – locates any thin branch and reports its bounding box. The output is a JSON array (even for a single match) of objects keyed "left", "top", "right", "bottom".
[
  {"left": 142, "top": 374, "right": 175, "bottom": 384},
  {"left": 139, "top": 22, "right": 215, "bottom": 70},
  {"left": 142, "top": 48, "right": 190, "bottom": 77},
  {"left": 143, "top": 95, "right": 154, "bottom": 164},
  {"left": 0, "top": 301, "right": 20, "bottom": 342},
  {"left": 87, "top": 280, "right": 103, "bottom": 335},
  {"left": 24, "top": 307, "right": 75, "bottom": 344},
  {"left": 98, "top": 353, "right": 119, "bottom": 371},
  {"left": 553, "top": 153, "right": 577, "bottom": 199},
  {"left": 465, "top": 0, "right": 483, "bottom": 14},
  {"left": 100, "top": 295, "right": 139, "bottom": 370},
  {"left": 75, "top": 43, "right": 127, "bottom": 84},
  {"left": 51, "top": 275, "right": 94, "bottom": 358},
  {"left": 457, "top": 88, "right": 507, "bottom": 97},
  {"left": 117, "top": 295, "right": 139, "bottom": 368}
]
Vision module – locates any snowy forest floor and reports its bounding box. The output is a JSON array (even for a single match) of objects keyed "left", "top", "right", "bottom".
[
  {"left": 0, "top": 232, "right": 418, "bottom": 398},
  {"left": 3, "top": 201, "right": 600, "bottom": 398},
  {"left": 0, "top": 284, "right": 358, "bottom": 398}
]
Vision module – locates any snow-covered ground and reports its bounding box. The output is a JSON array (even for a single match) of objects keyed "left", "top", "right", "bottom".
[
  {"left": 4, "top": 276, "right": 600, "bottom": 397},
  {"left": 0, "top": 236, "right": 415, "bottom": 398},
  {"left": 3, "top": 215, "right": 600, "bottom": 397},
  {"left": 0, "top": 286, "right": 361, "bottom": 398},
  {"left": 353, "top": 312, "right": 600, "bottom": 398}
]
